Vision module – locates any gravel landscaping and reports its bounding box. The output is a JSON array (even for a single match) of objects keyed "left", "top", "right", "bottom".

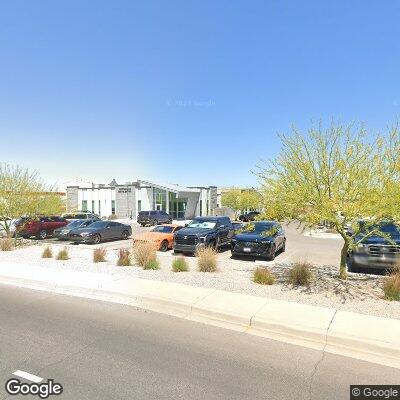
[{"left": 0, "top": 243, "right": 399, "bottom": 320}]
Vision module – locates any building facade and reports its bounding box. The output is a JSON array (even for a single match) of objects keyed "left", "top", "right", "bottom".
[{"left": 66, "top": 179, "right": 218, "bottom": 220}]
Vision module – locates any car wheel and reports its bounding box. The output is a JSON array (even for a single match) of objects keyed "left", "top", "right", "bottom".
[
  {"left": 153, "top": 219, "right": 158, "bottom": 226},
  {"left": 267, "top": 244, "right": 276, "bottom": 261},
  {"left": 160, "top": 240, "right": 169, "bottom": 252},
  {"left": 347, "top": 257, "right": 360, "bottom": 273},
  {"left": 281, "top": 240, "right": 286, "bottom": 253},
  {"left": 93, "top": 234, "right": 101, "bottom": 244},
  {"left": 121, "top": 230, "right": 129, "bottom": 240},
  {"left": 168, "top": 219, "right": 173, "bottom": 224},
  {"left": 38, "top": 230, "right": 47, "bottom": 240}
]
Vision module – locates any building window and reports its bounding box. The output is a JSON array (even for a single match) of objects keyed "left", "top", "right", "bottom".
[
  {"left": 82, "top": 200, "right": 88, "bottom": 211},
  {"left": 168, "top": 192, "right": 187, "bottom": 219},
  {"left": 92, "top": 200, "right": 95, "bottom": 212},
  {"left": 111, "top": 200, "right": 116, "bottom": 215},
  {"left": 206, "top": 200, "right": 209, "bottom": 216},
  {"left": 199, "top": 200, "right": 203, "bottom": 216},
  {"left": 98, "top": 200, "right": 101, "bottom": 215},
  {"left": 153, "top": 188, "right": 167, "bottom": 211},
  {"left": 138, "top": 200, "right": 142, "bottom": 213}
]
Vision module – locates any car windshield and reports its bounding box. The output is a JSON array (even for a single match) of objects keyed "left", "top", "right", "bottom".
[
  {"left": 151, "top": 226, "right": 174, "bottom": 233},
  {"left": 187, "top": 220, "right": 217, "bottom": 229},
  {"left": 362, "top": 223, "right": 400, "bottom": 236},
  {"left": 67, "top": 220, "right": 84, "bottom": 228},
  {"left": 88, "top": 221, "right": 108, "bottom": 229},
  {"left": 241, "top": 222, "right": 276, "bottom": 235}
]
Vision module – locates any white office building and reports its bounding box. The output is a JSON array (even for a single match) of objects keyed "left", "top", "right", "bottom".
[{"left": 66, "top": 179, "right": 218, "bottom": 220}]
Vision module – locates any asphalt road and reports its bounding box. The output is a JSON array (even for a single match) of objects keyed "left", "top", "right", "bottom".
[{"left": 0, "top": 285, "right": 398, "bottom": 400}]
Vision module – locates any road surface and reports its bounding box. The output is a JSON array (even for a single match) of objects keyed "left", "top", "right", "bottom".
[{"left": 0, "top": 284, "right": 397, "bottom": 400}]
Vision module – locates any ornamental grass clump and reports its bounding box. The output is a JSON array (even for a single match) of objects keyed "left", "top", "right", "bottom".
[
  {"left": 0, "top": 237, "right": 14, "bottom": 251},
  {"left": 383, "top": 272, "right": 400, "bottom": 301},
  {"left": 143, "top": 258, "right": 160, "bottom": 270},
  {"left": 41, "top": 246, "right": 53, "bottom": 258},
  {"left": 253, "top": 267, "right": 275, "bottom": 285},
  {"left": 196, "top": 247, "right": 218, "bottom": 272},
  {"left": 132, "top": 241, "right": 157, "bottom": 267},
  {"left": 172, "top": 256, "right": 189, "bottom": 272},
  {"left": 93, "top": 247, "right": 107, "bottom": 263},
  {"left": 56, "top": 247, "right": 69, "bottom": 261},
  {"left": 287, "top": 261, "right": 313, "bottom": 286},
  {"left": 117, "top": 249, "right": 131, "bottom": 266}
]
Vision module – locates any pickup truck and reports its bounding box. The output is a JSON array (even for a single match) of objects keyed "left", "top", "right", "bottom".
[{"left": 173, "top": 216, "right": 233, "bottom": 254}]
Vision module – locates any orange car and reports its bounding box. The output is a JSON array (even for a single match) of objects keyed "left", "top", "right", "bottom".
[{"left": 133, "top": 224, "right": 183, "bottom": 252}]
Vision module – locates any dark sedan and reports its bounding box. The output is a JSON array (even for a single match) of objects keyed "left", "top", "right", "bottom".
[
  {"left": 53, "top": 219, "right": 98, "bottom": 240},
  {"left": 69, "top": 221, "right": 132, "bottom": 244},
  {"left": 231, "top": 221, "right": 285, "bottom": 260}
]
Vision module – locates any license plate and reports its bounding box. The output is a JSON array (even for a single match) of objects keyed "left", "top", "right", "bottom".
[{"left": 243, "top": 247, "right": 252, "bottom": 252}]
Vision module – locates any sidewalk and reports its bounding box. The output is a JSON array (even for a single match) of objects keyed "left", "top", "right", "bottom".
[{"left": 0, "top": 261, "right": 399, "bottom": 369}]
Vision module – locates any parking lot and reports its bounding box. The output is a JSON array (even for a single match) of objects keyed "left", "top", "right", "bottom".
[{"left": 41, "top": 221, "right": 343, "bottom": 267}]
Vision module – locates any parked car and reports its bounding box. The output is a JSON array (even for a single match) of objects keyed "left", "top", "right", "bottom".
[
  {"left": 133, "top": 224, "right": 184, "bottom": 252},
  {"left": 53, "top": 219, "right": 98, "bottom": 240},
  {"left": 238, "top": 211, "right": 260, "bottom": 222},
  {"left": 173, "top": 216, "right": 233, "bottom": 254},
  {"left": 12, "top": 216, "right": 68, "bottom": 239},
  {"left": 231, "top": 221, "right": 285, "bottom": 260},
  {"left": 69, "top": 221, "right": 132, "bottom": 244},
  {"left": 62, "top": 211, "right": 100, "bottom": 221},
  {"left": 232, "top": 221, "right": 246, "bottom": 233},
  {"left": 347, "top": 221, "right": 400, "bottom": 273},
  {"left": 137, "top": 210, "right": 172, "bottom": 226}
]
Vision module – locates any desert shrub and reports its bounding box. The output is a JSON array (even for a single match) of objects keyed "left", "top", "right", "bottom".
[
  {"left": 93, "top": 247, "right": 107, "bottom": 263},
  {"left": 0, "top": 237, "right": 14, "bottom": 251},
  {"left": 56, "top": 247, "right": 69, "bottom": 260},
  {"left": 41, "top": 246, "right": 53, "bottom": 258},
  {"left": 117, "top": 249, "right": 131, "bottom": 266},
  {"left": 132, "top": 241, "right": 157, "bottom": 267},
  {"left": 383, "top": 272, "right": 400, "bottom": 301},
  {"left": 287, "top": 261, "right": 313, "bottom": 286},
  {"left": 172, "top": 256, "right": 189, "bottom": 272},
  {"left": 253, "top": 267, "right": 275, "bottom": 285},
  {"left": 196, "top": 247, "right": 218, "bottom": 272},
  {"left": 389, "top": 263, "right": 400, "bottom": 275},
  {"left": 143, "top": 258, "right": 160, "bottom": 270}
]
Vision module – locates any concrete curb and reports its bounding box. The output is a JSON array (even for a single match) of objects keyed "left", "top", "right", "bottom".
[{"left": 0, "top": 262, "right": 399, "bottom": 369}]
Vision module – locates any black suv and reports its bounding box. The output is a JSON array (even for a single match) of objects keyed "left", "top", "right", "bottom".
[
  {"left": 238, "top": 211, "right": 260, "bottom": 222},
  {"left": 137, "top": 210, "right": 172, "bottom": 226},
  {"left": 173, "top": 216, "right": 233, "bottom": 254},
  {"left": 348, "top": 221, "right": 400, "bottom": 273}
]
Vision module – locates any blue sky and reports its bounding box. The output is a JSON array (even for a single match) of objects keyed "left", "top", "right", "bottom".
[{"left": 1, "top": 1, "right": 400, "bottom": 189}]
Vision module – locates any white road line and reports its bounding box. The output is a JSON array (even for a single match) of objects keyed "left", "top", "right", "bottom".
[{"left": 12, "top": 370, "right": 43, "bottom": 383}]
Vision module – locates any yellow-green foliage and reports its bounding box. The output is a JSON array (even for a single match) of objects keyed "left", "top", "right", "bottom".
[
  {"left": 117, "top": 249, "right": 131, "bottom": 266},
  {"left": 93, "top": 248, "right": 107, "bottom": 263},
  {"left": 0, "top": 237, "right": 14, "bottom": 251}
]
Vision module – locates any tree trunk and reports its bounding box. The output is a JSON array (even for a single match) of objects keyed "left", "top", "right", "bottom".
[{"left": 339, "top": 241, "right": 349, "bottom": 280}]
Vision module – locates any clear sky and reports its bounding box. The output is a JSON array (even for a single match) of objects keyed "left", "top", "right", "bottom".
[{"left": 1, "top": 1, "right": 399, "bottom": 189}]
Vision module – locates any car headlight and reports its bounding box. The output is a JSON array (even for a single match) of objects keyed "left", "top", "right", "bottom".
[{"left": 81, "top": 232, "right": 91, "bottom": 236}]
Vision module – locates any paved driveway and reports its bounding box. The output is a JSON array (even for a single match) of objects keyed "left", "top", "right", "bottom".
[{"left": 40, "top": 222, "right": 343, "bottom": 266}]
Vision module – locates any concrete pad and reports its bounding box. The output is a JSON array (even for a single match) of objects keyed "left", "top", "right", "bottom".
[
  {"left": 326, "top": 311, "right": 400, "bottom": 369},
  {"left": 189, "top": 290, "right": 268, "bottom": 331},
  {"left": 249, "top": 299, "right": 336, "bottom": 350}
]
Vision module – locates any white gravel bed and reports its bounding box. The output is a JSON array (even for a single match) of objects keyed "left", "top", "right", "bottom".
[{"left": 0, "top": 244, "right": 399, "bottom": 320}]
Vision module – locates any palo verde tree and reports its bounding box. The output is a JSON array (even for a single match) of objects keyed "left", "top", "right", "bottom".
[
  {"left": 221, "top": 188, "right": 261, "bottom": 218},
  {"left": 0, "top": 163, "right": 65, "bottom": 235},
  {"left": 256, "top": 123, "right": 400, "bottom": 280}
]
